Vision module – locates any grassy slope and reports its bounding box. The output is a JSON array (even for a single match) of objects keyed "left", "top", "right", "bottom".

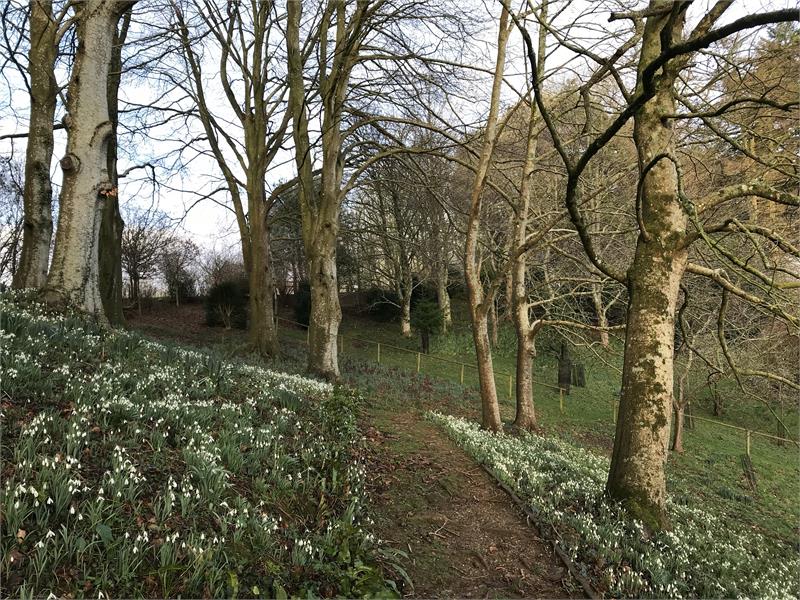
[
  {"left": 0, "top": 295, "right": 394, "bottom": 598},
  {"left": 278, "top": 301, "right": 799, "bottom": 547}
]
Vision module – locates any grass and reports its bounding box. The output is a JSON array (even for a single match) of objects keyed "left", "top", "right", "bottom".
[
  {"left": 0, "top": 292, "right": 398, "bottom": 598},
  {"left": 277, "top": 304, "right": 800, "bottom": 547}
]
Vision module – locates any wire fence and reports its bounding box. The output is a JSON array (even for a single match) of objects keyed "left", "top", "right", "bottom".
[{"left": 276, "top": 316, "right": 800, "bottom": 456}]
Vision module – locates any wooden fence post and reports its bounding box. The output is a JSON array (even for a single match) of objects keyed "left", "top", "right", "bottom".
[
  {"left": 377, "top": 343, "right": 381, "bottom": 364},
  {"left": 508, "top": 374, "right": 513, "bottom": 400},
  {"left": 416, "top": 352, "right": 421, "bottom": 373},
  {"left": 460, "top": 364, "right": 465, "bottom": 385},
  {"left": 560, "top": 388, "right": 564, "bottom": 414},
  {"left": 746, "top": 430, "right": 751, "bottom": 457}
]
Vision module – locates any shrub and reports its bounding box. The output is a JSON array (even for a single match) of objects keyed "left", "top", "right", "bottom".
[
  {"left": 411, "top": 300, "right": 442, "bottom": 353},
  {"left": 205, "top": 279, "right": 248, "bottom": 329}
]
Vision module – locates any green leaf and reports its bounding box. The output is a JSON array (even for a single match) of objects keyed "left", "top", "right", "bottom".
[{"left": 95, "top": 523, "right": 113, "bottom": 547}]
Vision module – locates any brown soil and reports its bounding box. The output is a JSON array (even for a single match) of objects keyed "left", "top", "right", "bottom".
[
  {"left": 365, "top": 410, "right": 581, "bottom": 599},
  {"left": 125, "top": 301, "right": 246, "bottom": 347}
]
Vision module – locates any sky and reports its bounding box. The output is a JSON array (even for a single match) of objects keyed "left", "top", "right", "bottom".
[{"left": 0, "top": 0, "right": 791, "bottom": 259}]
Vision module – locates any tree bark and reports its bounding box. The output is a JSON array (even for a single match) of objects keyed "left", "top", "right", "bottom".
[
  {"left": 671, "top": 405, "right": 685, "bottom": 453},
  {"left": 606, "top": 8, "right": 688, "bottom": 529},
  {"left": 13, "top": 0, "right": 57, "bottom": 290},
  {"left": 306, "top": 225, "right": 341, "bottom": 380},
  {"left": 400, "top": 268, "right": 412, "bottom": 337},
  {"left": 46, "top": 0, "right": 135, "bottom": 320},
  {"left": 436, "top": 260, "right": 452, "bottom": 332},
  {"left": 99, "top": 10, "right": 131, "bottom": 326},
  {"left": 488, "top": 299, "right": 499, "bottom": 348},
  {"left": 248, "top": 196, "right": 278, "bottom": 357}
]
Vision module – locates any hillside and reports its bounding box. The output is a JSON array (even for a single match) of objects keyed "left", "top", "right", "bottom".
[{"left": 0, "top": 292, "right": 395, "bottom": 598}]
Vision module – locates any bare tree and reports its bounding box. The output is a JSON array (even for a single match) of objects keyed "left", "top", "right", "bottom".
[
  {"left": 11, "top": 0, "right": 73, "bottom": 289},
  {"left": 511, "top": 0, "right": 798, "bottom": 528},
  {"left": 169, "top": 0, "right": 291, "bottom": 357},
  {"left": 462, "top": 5, "right": 512, "bottom": 431},
  {"left": 121, "top": 206, "right": 173, "bottom": 311},
  {"left": 161, "top": 237, "right": 199, "bottom": 307}
]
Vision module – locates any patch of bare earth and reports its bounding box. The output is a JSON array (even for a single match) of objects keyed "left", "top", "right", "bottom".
[{"left": 365, "top": 411, "right": 582, "bottom": 599}]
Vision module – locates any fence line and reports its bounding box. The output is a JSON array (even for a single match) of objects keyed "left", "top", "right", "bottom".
[{"left": 276, "top": 316, "right": 800, "bottom": 451}]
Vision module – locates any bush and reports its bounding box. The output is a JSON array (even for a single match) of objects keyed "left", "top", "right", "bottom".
[
  {"left": 205, "top": 279, "right": 248, "bottom": 329},
  {"left": 411, "top": 300, "right": 442, "bottom": 353}
]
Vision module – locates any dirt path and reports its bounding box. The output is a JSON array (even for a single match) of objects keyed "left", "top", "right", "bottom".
[{"left": 365, "top": 410, "right": 581, "bottom": 599}]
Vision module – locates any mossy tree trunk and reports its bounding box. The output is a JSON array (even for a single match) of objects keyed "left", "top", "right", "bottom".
[
  {"left": 13, "top": 0, "right": 57, "bottom": 290},
  {"left": 606, "top": 5, "right": 688, "bottom": 529}
]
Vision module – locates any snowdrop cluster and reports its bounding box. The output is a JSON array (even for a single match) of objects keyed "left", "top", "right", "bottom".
[
  {"left": 0, "top": 292, "right": 386, "bottom": 598},
  {"left": 428, "top": 412, "right": 799, "bottom": 599}
]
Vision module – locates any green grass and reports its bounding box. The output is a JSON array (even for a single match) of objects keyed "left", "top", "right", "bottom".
[{"left": 278, "top": 304, "right": 800, "bottom": 547}]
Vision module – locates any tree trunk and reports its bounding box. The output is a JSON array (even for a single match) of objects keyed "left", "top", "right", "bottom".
[
  {"left": 471, "top": 307, "right": 502, "bottom": 431},
  {"left": 98, "top": 10, "right": 130, "bottom": 326},
  {"left": 606, "top": 23, "right": 688, "bottom": 528},
  {"left": 400, "top": 269, "right": 412, "bottom": 337},
  {"left": 514, "top": 330, "right": 536, "bottom": 430},
  {"left": 488, "top": 299, "right": 499, "bottom": 348},
  {"left": 671, "top": 404, "right": 685, "bottom": 453},
  {"left": 557, "top": 341, "right": 572, "bottom": 394},
  {"left": 607, "top": 243, "right": 687, "bottom": 529},
  {"left": 436, "top": 262, "right": 452, "bottom": 332},
  {"left": 671, "top": 347, "right": 692, "bottom": 452},
  {"left": 511, "top": 214, "right": 536, "bottom": 429},
  {"left": 306, "top": 231, "right": 341, "bottom": 380},
  {"left": 13, "top": 0, "right": 57, "bottom": 290},
  {"left": 248, "top": 196, "right": 278, "bottom": 358},
  {"left": 592, "top": 285, "right": 610, "bottom": 348},
  {"left": 46, "top": 0, "right": 133, "bottom": 320}
]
